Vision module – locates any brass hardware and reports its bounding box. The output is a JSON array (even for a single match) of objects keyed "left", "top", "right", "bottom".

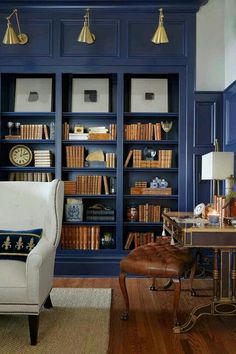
[
  {"left": 77, "top": 8, "right": 95, "bottom": 44},
  {"left": 151, "top": 8, "right": 169, "bottom": 45},
  {"left": 3, "top": 9, "right": 28, "bottom": 45}
]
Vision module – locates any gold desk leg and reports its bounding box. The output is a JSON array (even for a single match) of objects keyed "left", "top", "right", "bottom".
[
  {"left": 173, "top": 302, "right": 212, "bottom": 333},
  {"left": 173, "top": 301, "right": 236, "bottom": 333}
]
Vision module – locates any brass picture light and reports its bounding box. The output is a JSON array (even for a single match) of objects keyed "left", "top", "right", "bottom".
[
  {"left": 2, "top": 9, "right": 28, "bottom": 45},
  {"left": 77, "top": 8, "right": 95, "bottom": 44},
  {"left": 151, "top": 8, "right": 169, "bottom": 44}
]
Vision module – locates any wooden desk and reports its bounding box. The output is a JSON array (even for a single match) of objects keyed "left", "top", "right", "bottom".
[{"left": 162, "top": 211, "right": 236, "bottom": 333}]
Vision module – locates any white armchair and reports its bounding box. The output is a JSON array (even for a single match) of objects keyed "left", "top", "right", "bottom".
[{"left": 0, "top": 179, "right": 64, "bottom": 345}]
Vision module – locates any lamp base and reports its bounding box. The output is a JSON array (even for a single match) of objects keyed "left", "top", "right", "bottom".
[{"left": 18, "top": 33, "right": 28, "bottom": 45}]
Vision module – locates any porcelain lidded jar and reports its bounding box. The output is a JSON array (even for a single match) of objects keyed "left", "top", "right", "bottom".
[{"left": 65, "top": 198, "right": 83, "bottom": 221}]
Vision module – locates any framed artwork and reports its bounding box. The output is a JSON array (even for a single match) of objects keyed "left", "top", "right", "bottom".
[
  {"left": 14, "top": 78, "right": 52, "bottom": 112},
  {"left": 130, "top": 78, "right": 168, "bottom": 113},
  {"left": 72, "top": 78, "right": 109, "bottom": 112}
]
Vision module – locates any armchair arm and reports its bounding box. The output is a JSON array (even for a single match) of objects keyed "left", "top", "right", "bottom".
[
  {"left": 27, "top": 237, "right": 55, "bottom": 268},
  {"left": 26, "top": 238, "right": 56, "bottom": 304}
]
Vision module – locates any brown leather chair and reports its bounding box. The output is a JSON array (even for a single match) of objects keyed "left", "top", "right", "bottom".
[{"left": 119, "top": 238, "right": 196, "bottom": 326}]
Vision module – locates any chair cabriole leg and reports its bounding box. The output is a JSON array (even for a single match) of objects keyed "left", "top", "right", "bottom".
[
  {"left": 173, "top": 278, "right": 181, "bottom": 326},
  {"left": 119, "top": 271, "right": 129, "bottom": 320},
  {"left": 189, "top": 261, "right": 197, "bottom": 296}
]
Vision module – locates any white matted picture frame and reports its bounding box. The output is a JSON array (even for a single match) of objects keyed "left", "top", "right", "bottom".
[
  {"left": 130, "top": 78, "right": 168, "bottom": 113},
  {"left": 72, "top": 78, "right": 109, "bottom": 112},
  {"left": 14, "top": 78, "right": 52, "bottom": 112}
]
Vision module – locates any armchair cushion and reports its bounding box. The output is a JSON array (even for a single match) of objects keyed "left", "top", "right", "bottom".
[{"left": 0, "top": 229, "right": 42, "bottom": 262}]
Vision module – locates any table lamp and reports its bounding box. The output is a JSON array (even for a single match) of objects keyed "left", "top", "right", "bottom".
[{"left": 201, "top": 151, "right": 234, "bottom": 202}]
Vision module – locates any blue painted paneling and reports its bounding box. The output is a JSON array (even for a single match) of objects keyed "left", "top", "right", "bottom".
[
  {"left": 224, "top": 81, "right": 236, "bottom": 150},
  {"left": 0, "top": 2, "right": 203, "bottom": 276},
  {"left": 128, "top": 20, "right": 185, "bottom": 58},
  {"left": 193, "top": 92, "right": 223, "bottom": 207},
  {"left": 0, "top": 20, "right": 52, "bottom": 57},
  {"left": 61, "top": 19, "right": 120, "bottom": 57},
  {"left": 194, "top": 101, "right": 215, "bottom": 148}
]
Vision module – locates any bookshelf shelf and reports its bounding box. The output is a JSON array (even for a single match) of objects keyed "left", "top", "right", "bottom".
[
  {"left": 0, "top": 139, "right": 55, "bottom": 144},
  {"left": 62, "top": 140, "right": 116, "bottom": 145},
  {"left": 63, "top": 112, "right": 117, "bottom": 119},
  {"left": 124, "top": 112, "right": 178, "bottom": 118},
  {"left": 63, "top": 221, "right": 117, "bottom": 226},
  {"left": 64, "top": 194, "right": 116, "bottom": 198},
  {"left": 124, "top": 168, "right": 178, "bottom": 172},
  {"left": 124, "top": 194, "right": 178, "bottom": 199},
  {"left": 62, "top": 167, "right": 116, "bottom": 172},
  {"left": 123, "top": 222, "right": 163, "bottom": 226},
  {"left": 1, "top": 112, "right": 55, "bottom": 117},
  {"left": 124, "top": 140, "right": 178, "bottom": 145},
  {"left": 0, "top": 166, "right": 55, "bottom": 172}
]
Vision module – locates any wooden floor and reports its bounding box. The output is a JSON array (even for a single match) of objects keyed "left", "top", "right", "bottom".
[{"left": 53, "top": 277, "right": 236, "bottom": 354}]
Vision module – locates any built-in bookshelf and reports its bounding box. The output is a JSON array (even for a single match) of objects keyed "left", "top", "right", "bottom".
[
  {"left": 0, "top": 71, "right": 181, "bottom": 271},
  {"left": 123, "top": 74, "right": 179, "bottom": 250}
]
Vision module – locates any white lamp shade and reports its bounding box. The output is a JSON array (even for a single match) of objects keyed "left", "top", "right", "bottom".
[{"left": 201, "top": 152, "right": 234, "bottom": 180}]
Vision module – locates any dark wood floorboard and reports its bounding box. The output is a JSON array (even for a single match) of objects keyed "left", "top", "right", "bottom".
[{"left": 53, "top": 277, "right": 236, "bottom": 354}]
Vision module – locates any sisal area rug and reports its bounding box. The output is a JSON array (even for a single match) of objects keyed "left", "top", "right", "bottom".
[{"left": 0, "top": 288, "right": 112, "bottom": 354}]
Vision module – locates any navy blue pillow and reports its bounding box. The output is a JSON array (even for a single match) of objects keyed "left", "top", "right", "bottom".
[{"left": 0, "top": 229, "right": 42, "bottom": 262}]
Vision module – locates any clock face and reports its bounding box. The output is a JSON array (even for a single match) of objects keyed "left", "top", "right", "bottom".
[
  {"left": 9, "top": 145, "right": 33, "bottom": 167},
  {"left": 194, "top": 203, "right": 205, "bottom": 217}
]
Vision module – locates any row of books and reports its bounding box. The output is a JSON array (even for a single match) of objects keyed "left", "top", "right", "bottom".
[
  {"left": 128, "top": 204, "right": 161, "bottom": 222},
  {"left": 63, "top": 123, "right": 117, "bottom": 141},
  {"left": 5, "top": 124, "right": 50, "bottom": 140},
  {"left": 9, "top": 172, "right": 53, "bottom": 182},
  {"left": 124, "top": 149, "right": 172, "bottom": 168},
  {"left": 213, "top": 195, "right": 229, "bottom": 220},
  {"left": 34, "top": 150, "right": 53, "bottom": 167},
  {"left": 124, "top": 232, "right": 155, "bottom": 249},
  {"left": 64, "top": 175, "right": 112, "bottom": 195},
  {"left": 61, "top": 225, "right": 101, "bottom": 250},
  {"left": 66, "top": 146, "right": 85, "bottom": 167},
  {"left": 124, "top": 122, "right": 162, "bottom": 141}
]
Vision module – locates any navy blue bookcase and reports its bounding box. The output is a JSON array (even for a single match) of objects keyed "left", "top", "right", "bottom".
[{"left": 0, "top": 0, "right": 211, "bottom": 276}]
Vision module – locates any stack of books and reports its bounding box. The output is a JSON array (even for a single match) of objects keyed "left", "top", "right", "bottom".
[
  {"left": 34, "top": 150, "right": 52, "bottom": 167},
  {"left": 86, "top": 207, "right": 115, "bottom": 221},
  {"left": 68, "top": 133, "right": 88, "bottom": 140},
  {"left": 88, "top": 126, "right": 110, "bottom": 140}
]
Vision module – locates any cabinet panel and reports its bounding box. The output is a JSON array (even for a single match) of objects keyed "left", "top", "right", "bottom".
[
  {"left": 224, "top": 82, "right": 236, "bottom": 149},
  {"left": 194, "top": 101, "right": 215, "bottom": 148},
  {"left": 61, "top": 20, "right": 120, "bottom": 57},
  {"left": 0, "top": 20, "right": 52, "bottom": 57},
  {"left": 128, "top": 20, "right": 186, "bottom": 58}
]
